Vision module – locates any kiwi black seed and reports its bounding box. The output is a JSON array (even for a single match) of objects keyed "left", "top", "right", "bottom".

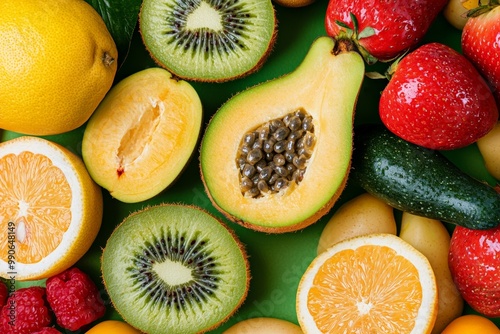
[
  {"left": 101, "top": 204, "right": 250, "bottom": 334},
  {"left": 139, "top": 0, "right": 277, "bottom": 82}
]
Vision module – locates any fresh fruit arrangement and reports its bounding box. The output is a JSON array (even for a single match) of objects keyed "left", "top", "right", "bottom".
[{"left": 1, "top": 0, "right": 500, "bottom": 333}]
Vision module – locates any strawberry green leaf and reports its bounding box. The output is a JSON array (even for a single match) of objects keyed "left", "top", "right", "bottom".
[
  {"left": 335, "top": 20, "right": 352, "bottom": 30},
  {"left": 336, "top": 20, "right": 354, "bottom": 33},
  {"left": 358, "top": 27, "right": 375, "bottom": 39},
  {"left": 349, "top": 12, "right": 359, "bottom": 36},
  {"left": 85, "top": 0, "right": 141, "bottom": 66},
  {"left": 335, "top": 13, "right": 378, "bottom": 65}
]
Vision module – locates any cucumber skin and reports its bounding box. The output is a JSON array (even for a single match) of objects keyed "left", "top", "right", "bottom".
[{"left": 351, "top": 124, "right": 500, "bottom": 230}]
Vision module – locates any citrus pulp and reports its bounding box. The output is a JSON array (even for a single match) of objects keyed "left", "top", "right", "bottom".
[
  {"left": 297, "top": 233, "right": 438, "bottom": 334},
  {"left": 0, "top": 136, "right": 103, "bottom": 280}
]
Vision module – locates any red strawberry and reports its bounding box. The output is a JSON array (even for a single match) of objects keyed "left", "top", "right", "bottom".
[
  {"left": 324, "top": 0, "right": 448, "bottom": 63},
  {"left": 448, "top": 225, "right": 500, "bottom": 317},
  {"left": 462, "top": 1, "right": 500, "bottom": 106},
  {"left": 379, "top": 42, "right": 498, "bottom": 150}
]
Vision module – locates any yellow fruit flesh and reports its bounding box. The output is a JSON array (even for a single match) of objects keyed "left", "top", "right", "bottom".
[
  {"left": 0, "top": 136, "right": 103, "bottom": 280},
  {"left": 0, "top": 0, "right": 117, "bottom": 135},
  {"left": 201, "top": 37, "right": 365, "bottom": 231},
  {"left": 82, "top": 68, "right": 203, "bottom": 203}
]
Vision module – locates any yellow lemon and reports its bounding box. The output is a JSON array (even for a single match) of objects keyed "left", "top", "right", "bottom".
[
  {"left": 0, "top": 136, "right": 103, "bottom": 280},
  {"left": 0, "top": 0, "right": 118, "bottom": 136},
  {"left": 86, "top": 320, "right": 143, "bottom": 334}
]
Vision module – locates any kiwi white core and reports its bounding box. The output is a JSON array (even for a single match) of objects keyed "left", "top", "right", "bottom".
[
  {"left": 153, "top": 259, "right": 193, "bottom": 285},
  {"left": 186, "top": 2, "right": 223, "bottom": 31}
]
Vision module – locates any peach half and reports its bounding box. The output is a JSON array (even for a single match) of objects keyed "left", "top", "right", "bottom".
[{"left": 82, "top": 67, "right": 202, "bottom": 203}]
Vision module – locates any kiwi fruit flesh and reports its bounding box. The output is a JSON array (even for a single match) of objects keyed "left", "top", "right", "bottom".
[
  {"left": 101, "top": 204, "right": 250, "bottom": 334},
  {"left": 139, "top": 0, "right": 277, "bottom": 83}
]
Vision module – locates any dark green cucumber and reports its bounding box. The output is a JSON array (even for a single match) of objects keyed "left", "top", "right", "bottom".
[{"left": 351, "top": 124, "right": 500, "bottom": 230}]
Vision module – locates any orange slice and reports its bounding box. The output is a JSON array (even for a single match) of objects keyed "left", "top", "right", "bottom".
[
  {"left": 0, "top": 136, "right": 103, "bottom": 280},
  {"left": 297, "top": 233, "right": 438, "bottom": 334}
]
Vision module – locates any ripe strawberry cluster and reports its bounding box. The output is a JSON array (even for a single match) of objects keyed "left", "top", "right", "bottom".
[
  {"left": 326, "top": 0, "right": 500, "bottom": 151},
  {"left": 0, "top": 267, "right": 106, "bottom": 334}
]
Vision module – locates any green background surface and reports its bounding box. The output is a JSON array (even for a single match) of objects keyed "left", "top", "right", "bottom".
[{"left": 2, "top": 0, "right": 499, "bottom": 332}]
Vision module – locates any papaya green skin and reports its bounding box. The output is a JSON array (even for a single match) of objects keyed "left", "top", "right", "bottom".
[{"left": 351, "top": 124, "right": 500, "bottom": 230}]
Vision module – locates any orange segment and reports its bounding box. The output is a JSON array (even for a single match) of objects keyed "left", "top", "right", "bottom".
[
  {"left": 1, "top": 151, "right": 72, "bottom": 263},
  {"left": 297, "top": 233, "right": 438, "bottom": 334},
  {"left": 0, "top": 136, "right": 103, "bottom": 280}
]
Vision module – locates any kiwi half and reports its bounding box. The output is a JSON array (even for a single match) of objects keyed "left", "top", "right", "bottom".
[
  {"left": 101, "top": 204, "right": 250, "bottom": 334},
  {"left": 139, "top": 0, "right": 277, "bottom": 82}
]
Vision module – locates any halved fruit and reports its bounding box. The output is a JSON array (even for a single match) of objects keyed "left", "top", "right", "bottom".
[
  {"left": 0, "top": 136, "right": 103, "bottom": 280},
  {"left": 139, "top": 0, "right": 277, "bottom": 82},
  {"left": 199, "top": 36, "right": 365, "bottom": 232},
  {"left": 297, "top": 233, "right": 438, "bottom": 333},
  {"left": 82, "top": 67, "right": 203, "bottom": 203},
  {"left": 101, "top": 204, "right": 250, "bottom": 334}
]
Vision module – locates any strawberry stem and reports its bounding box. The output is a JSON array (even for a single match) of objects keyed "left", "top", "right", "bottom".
[{"left": 334, "top": 12, "right": 378, "bottom": 65}]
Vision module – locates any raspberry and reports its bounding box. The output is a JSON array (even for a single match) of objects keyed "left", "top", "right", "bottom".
[
  {"left": 0, "top": 280, "right": 8, "bottom": 307},
  {"left": 32, "top": 327, "right": 62, "bottom": 334},
  {"left": 0, "top": 286, "right": 52, "bottom": 334},
  {"left": 46, "top": 267, "right": 106, "bottom": 331}
]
